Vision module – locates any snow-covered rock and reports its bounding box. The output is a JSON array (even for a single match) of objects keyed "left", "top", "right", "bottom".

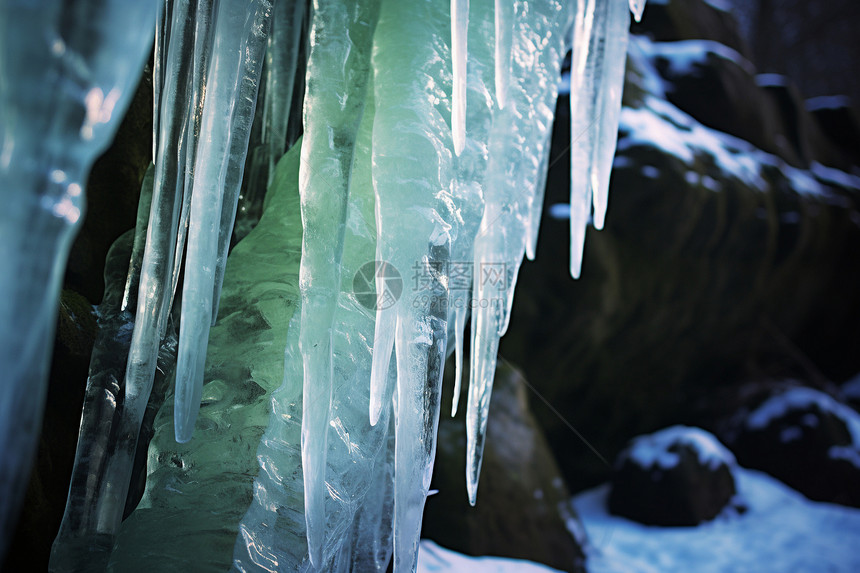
[
  {"left": 608, "top": 426, "right": 741, "bottom": 526},
  {"left": 728, "top": 384, "right": 860, "bottom": 507}
]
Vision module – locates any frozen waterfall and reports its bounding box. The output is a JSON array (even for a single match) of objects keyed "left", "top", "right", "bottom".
[{"left": 0, "top": 0, "right": 643, "bottom": 570}]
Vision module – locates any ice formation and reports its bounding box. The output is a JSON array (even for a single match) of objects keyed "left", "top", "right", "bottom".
[
  {"left": 0, "top": 0, "right": 154, "bottom": 562},
  {"left": 0, "top": 0, "right": 644, "bottom": 570}
]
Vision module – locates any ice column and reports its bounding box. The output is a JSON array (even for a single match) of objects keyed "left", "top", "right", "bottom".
[
  {"left": 0, "top": 0, "right": 153, "bottom": 562},
  {"left": 49, "top": 167, "right": 153, "bottom": 572},
  {"left": 174, "top": 0, "right": 273, "bottom": 442},
  {"left": 296, "top": 0, "right": 380, "bottom": 566},
  {"left": 371, "top": 0, "right": 465, "bottom": 569}
]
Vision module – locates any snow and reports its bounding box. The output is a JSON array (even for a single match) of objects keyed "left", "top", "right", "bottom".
[
  {"left": 642, "top": 40, "right": 755, "bottom": 77},
  {"left": 618, "top": 94, "right": 857, "bottom": 201},
  {"left": 829, "top": 445, "right": 860, "bottom": 468},
  {"left": 576, "top": 467, "right": 860, "bottom": 573},
  {"left": 811, "top": 161, "right": 860, "bottom": 190},
  {"left": 417, "top": 540, "right": 563, "bottom": 573},
  {"left": 624, "top": 426, "right": 736, "bottom": 471},
  {"left": 618, "top": 95, "right": 767, "bottom": 190},
  {"left": 745, "top": 386, "right": 860, "bottom": 443},
  {"left": 806, "top": 95, "right": 853, "bottom": 112}
]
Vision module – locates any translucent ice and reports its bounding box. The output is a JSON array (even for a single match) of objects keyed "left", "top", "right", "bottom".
[
  {"left": 466, "top": 0, "right": 572, "bottom": 505},
  {"left": 174, "top": 0, "right": 273, "bottom": 443},
  {"left": 0, "top": 0, "right": 153, "bottom": 562},
  {"left": 295, "top": 0, "right": 380, "bottom": 565}
]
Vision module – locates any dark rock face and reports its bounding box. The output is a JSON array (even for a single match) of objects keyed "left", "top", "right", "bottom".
[
  {"left": 423, "top": 360, "right": 586, "bottom": 572},
  {"left": 725, "top": 384, "right": 860, "bottom": 507},
  {"left": 502, "top": 0, "right": 860, "bottom": 495},
  {"left": 608, "top": 426, "right": 739, "bottom": 526},
  {"left": 631, "top": 0, "right": 749, "bottom": 58}
]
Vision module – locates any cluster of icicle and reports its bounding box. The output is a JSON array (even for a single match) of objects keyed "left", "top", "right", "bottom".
[
  {"left": 245, "top": 0, "right": 643, "bottom": 571},
  {"left": 0, "top": 0, "right": 646, "bottom": 571}
]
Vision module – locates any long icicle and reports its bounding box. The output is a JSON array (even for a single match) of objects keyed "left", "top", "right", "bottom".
[
  {"left": 174, "top": 0, "right": 273, "bottom": 443},
  {"left": 448, "top": 0, "right": 495, "bottom": 418},
  {"left": 466, "top": 0, "right": 572, "bottom": 505},
  {"left": 569, "top": 0, "right": 596, "bottom": 278},
  {"left": 263, "top": 0, "right": 306, "bottom": 185},
  {"left": 167, "top": 0, "right": 218, "bottom": 327},
  {"left": 370, "top": 0, "right": 460, "bottom": 569},
  {"left": 109, "top": 0, "right": 197, "bottom": 542},
  {"left": 298, "top": 0, "right": 381, "bottom": 566}
]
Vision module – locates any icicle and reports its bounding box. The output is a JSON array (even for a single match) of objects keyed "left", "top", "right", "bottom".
[
  {"left": 466, "top": 0, "right": 572, "bottom": 504},
  {"left": 49, "top": 190, "right": 177, "bottom": 572},
  {"left": 167, "top": 0, "right": 218, "bottom": 323},
  {"left": 126, "top": 0, "right": 198, "bottom": 409},
  {"left": 174, "top": 0, "right": 273, "bottom": 443},
  {"left": 569, "top": 0, "right": 630, "bottom": 277},
  {"left": 525, "top": 126, "right": 554, "bottom": 260},
  {"left": 451, "top": 0, "right": 469, "bottom": 156},
  {"left": 153, "top": 0, "right": 172, "bottom": 164},
  {"left": 448, "top": 0, "right": 496, "bottom": 418},
  {"left": 211, "top": 3, "right": 275, "bottom": 324},
  {"left": 122, "top": 164, "right": 155, "bottom": 312},
  {"left": 298, "top": 0, "right": 380, "bottom": 566},
  {"left": 569, "top": 0, "right": 596, "bottom": 279},
  {"left": 370, "top": 0, "right": 464, "bottom": 568},
  {"left": 593, "top": 0, "right": 630, "bottom": 230},
  {"left": 0, "top": 1, "right": 153, "bottom": 562},
  {"left": 263, "top": 0, "right": 306, "bottom": 185},
  {"left": 629, "top": 0, "right": 646, "bottom": 23},
  {"left": 494, "top": 0, "right": 513, "bottom": 109}
]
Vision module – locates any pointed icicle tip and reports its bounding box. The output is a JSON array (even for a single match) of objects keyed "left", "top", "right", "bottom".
[{"left": 629, "top": 0, "right": 646, "bottom": 23}]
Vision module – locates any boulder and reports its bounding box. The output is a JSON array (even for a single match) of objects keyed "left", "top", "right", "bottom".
[
  {"left": 725, "top": 384, "right": 860, "bottom": 507},
  {"left": 608, "top": 426, "right": 741, "bottom": 526}
]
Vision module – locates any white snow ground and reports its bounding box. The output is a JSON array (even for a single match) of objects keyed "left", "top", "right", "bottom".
[{"left": 420, "top": 467, "right": 860, "bottom": 572}]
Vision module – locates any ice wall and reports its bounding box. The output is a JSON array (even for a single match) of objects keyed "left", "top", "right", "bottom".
[{"left": 34, "top": 0, "right": 644, "bottom": 571}]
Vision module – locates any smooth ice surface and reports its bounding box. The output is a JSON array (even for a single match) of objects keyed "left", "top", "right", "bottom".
[
  {"left": 0, "top": 0, "right": 153, "bottom": 562},
  {"left": 576, "top": 468, "right": 860, "bottom": 573},
  {"left": 175, "top": 0, "right": 272, "bottom": 443}
]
